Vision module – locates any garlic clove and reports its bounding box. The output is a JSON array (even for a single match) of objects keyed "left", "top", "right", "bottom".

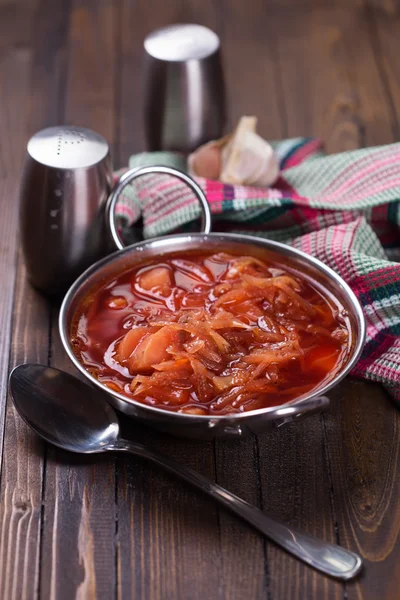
[
  {"left": 188, "top": 116, "right": 279, "bottom": 187},
  {"left": 187, "top": 140, "right": 222, "bottom": 180},
  {"left": 220, "top": 116, "right": 279, "bottom": 187}
]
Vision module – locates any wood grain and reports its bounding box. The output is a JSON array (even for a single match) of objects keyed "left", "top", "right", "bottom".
[
  {"left": 116, "top": 425, "right": 222, "bottom": 600},
  {"left": 258, "top": 414, "right": 343, "bottom": 600},
  {"left": 37, "top": 1, "right": 118, "bottom": 598},
  {"left": 0, "top": 0, "right": 68, "bottom": 597},
  {"left": 64, "top": 0, "right": 117, "bottom": 151},
  {"left": 214, "top": 437, "right": 267, "bottom": 599},
  {"left": 219, "top": 0, "right": 284, "bottom": 138},
  {"left": 0, "top": 1, "right": 46, "bottom": 594},
  {"left": 0, "top": 0, "right": 35, "bottom": 465},
  {"left": 363, "top": 0, "right": 400, "bottom": 15},
  {"left": 27, "top": 0, "right": 71, "bottom": 137},
  {"left": 271, "top": 0, "right": 394, "bottom": 152},
  {"left": 324, "top": 382, "right": 400, "bottom": 600},
  {"left": 367, "top": 2, "right": 400, "bottom": 140},
  {"left": 0, "top": 262, "right": 49, "bottom": 600}
]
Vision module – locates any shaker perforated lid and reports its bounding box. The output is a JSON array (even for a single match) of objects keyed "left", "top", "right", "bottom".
[
  {"left": 144, "top": 24, "right": 220, "bottom": 62},
  {"left": 27, "top": 126, "right": 109, "bottom": 169}
]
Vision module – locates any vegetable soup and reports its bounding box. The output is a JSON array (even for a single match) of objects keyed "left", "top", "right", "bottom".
[{"left": 70, "top": 251, "right": 352, "bottom": 415}]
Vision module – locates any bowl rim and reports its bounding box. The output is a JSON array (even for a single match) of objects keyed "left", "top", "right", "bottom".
[{"left": 59, "top": 232, "right": 366, "bottom": 422}]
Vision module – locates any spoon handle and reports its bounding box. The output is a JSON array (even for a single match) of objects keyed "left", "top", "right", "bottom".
[{"left": 112, "top": 439, "right": 362, "bottom": 580}]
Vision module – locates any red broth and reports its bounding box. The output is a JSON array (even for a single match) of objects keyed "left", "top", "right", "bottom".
[{"left": 70, "top": 251, "right": 352, "bottom": 415}]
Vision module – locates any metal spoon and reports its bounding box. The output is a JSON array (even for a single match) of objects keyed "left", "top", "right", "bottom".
[{"left": 9, "top": 364, "right": 362, "bottom": 580}]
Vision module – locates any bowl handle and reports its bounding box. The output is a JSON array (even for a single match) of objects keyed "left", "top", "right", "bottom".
[
  {"left": 273, "top": 395, "right": 330, "bottom": 428},
  {"left": 106, "top": 165, "right": 212, "bottom": 250},
  {"left": 212, "top": 396, "right": 330, "bottom": 437}
]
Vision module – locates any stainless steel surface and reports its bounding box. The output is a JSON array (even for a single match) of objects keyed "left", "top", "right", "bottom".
[
  {"left": 9, "top": 364, "right": 363, "bottom": 581},
  {"left": 59, "top": 232, "right": 366, "bottom": 440},
  {"left": 144, "top": 24, "right": 220, "bottom": 61},
  {"left": 27, "top": 126, "right": 109, "bottom": 169},
  {"left": 20, "top": 126, "right": 113, "bottom": 294},
  {"left": 106, "top": 165, "right": 212, "bottom": 249},
  {"left": 143, "top": 24, "right": 225, "bottom": 152}
]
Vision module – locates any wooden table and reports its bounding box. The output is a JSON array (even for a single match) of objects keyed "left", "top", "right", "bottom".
[{"left": 2, "top": 1, "right": 400, "bottom": 598}]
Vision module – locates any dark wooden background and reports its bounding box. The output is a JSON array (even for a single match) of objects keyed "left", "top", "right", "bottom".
[{"left": 1, "top": 0, "right": 400, "bottom": 598}]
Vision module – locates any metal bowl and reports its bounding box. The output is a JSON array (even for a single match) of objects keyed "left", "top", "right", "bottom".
[{"left": 59, "top": 232, "right": 366, "bottom": 439}]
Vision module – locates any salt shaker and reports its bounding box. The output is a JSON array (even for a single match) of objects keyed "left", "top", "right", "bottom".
[
  {"left": 143, "top": 24, "right": 226, "bottom": 153},
  {"left": 19, "top": 126, "right": 113, "bottom": 295}
]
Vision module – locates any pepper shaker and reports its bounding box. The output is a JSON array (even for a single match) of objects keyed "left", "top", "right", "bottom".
[
  {"left": 143, "top": 24, "right": 226, "bottom": 153},
  {"left": 19, "top": 126, "right": 113, "bottom": 295}
]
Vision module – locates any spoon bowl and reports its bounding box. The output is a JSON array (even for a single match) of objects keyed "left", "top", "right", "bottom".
[{"left": 10, "top": 364, "right": 119, "bottom": 453}]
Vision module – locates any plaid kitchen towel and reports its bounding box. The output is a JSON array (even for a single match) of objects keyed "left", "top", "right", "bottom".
[{"left": 115, "top": 139, "right": 400, "bottom": 405}]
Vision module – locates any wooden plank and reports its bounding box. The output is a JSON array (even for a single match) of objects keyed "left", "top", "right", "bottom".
[
  {"left": 266, "top": 1, "right": 400, "bottom": 599},
  {"left": 38, "top": 1, "right": 119, "bottom": 598},
  {"left": 364, "top": 0, "right": 400, "bottom": 15},
  {"left": 272, "top": 0, "right": 393, "bottom": 152},
  {"left": 27, "top": 0, "right": 71, "bottom": 136},
  {"left": 364, "top": 6, "right": 400, "bottom": 592},
  {"left": 116, "top": 423, "right": 223, "bottom": 600},
  {"left": 213, "top": 437, "right": 267, "bottom": 599},
  {"left": 40, "top": 443, "right": 116, "bottom": 600},
  {"left": 0, "top": 261, "right": 49, "bottom": 600},
  {"left": 117, "top": 2, "right": 228, "bottom": 599},
  {"left": 219, "top": 0, "right": 285, "bottom": 138},
  {"left": 0, "top": 16, "right": 43, "bottom": 600},
  {"left": 258, "top": 415, "right": 343, "bottom": 599},
  {"left": 0, "top": 0, "right": 73, "bottom": 597},
  {"left": 367, "top": 2, "right": 400, "bottom": 140},
  {"left": 337, "top": 3, "right": 395, "bottom": 148},
  {"left": 0, "top": 3, "right": 34, "bottom": 465},
  {"left": 64, "top": 0, "right": 117, "bottom": 151},
  {"left": 324, "top": 382, "right": 400, "bottom": 600}
]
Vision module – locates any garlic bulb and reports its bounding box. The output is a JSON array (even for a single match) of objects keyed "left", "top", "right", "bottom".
[
  {"left": 188, "top": 116, "right": 279, "bottom": 187},
  {"left": 220, "top": 116, "right": 279, "bottom": 186}
]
